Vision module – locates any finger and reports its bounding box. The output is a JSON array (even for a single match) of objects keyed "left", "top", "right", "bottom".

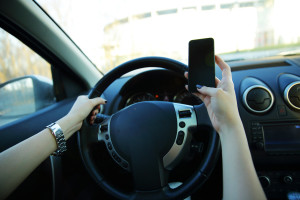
[
  {"left": 89, "top": 116, "right": 96, "bottom": 125},
  {"left": 193, "top": 92, "right": 211, "bottom": 109},
  {"left": 215, "top": 55, "right": 232, "bottom": 78},
  {"left": 184, "top": 71, "right": 188, "bottom": 79},
  {"left": 92, "top": 109, "right": 99, "bottom": 116},
  {"left": 202, "top": 95, "right": 212, "bottom": 109},
  {"left": 215, "top": 77, "right": 221, "bottom": 86},
  {"left": 91, "top": 97, "right": 107, "bottom": 106},
  {"left": 192, "top": 92, "right": 205, "bottom": 102},
  {"left": 197, "top": 86, "right": 221, "bottom": 97}
]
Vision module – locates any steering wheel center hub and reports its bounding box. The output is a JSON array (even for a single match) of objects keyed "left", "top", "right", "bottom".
[{"left": 110, "top": 101, "right": 177, "bottom": 162}]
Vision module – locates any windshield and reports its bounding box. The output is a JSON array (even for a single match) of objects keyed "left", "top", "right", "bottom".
[{"left": 37, "top": 0, "right": 300, "bottom": 73}]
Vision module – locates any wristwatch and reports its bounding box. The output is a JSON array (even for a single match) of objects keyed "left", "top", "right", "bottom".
[{"left": 46, "top": 123, "right": 67, "bottom": 156}]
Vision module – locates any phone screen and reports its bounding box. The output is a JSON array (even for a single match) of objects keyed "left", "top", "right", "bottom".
[{"left": 188, "top": 38, "right": 215, "bottom": 93}]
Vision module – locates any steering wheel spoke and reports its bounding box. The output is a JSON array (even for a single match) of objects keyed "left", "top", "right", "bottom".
[
  {"left": 163, "top": 103, "right": 197, "bottom": 170},
  {"left": 79, "top": 121, "right": 101, "bottom": 145},
  {"left": 96, "top": 114, "right": 111, "bottom": 142},
  {"left": 130, "top": 149, "right": 169, "bottom": 191}
]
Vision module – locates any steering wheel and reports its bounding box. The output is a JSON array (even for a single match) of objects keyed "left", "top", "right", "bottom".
[{"left": 78, "top": 57, "right": 220, "bottom": 200}]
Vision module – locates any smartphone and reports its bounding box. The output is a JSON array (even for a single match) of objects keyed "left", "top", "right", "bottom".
[{"left": 188, "top": 38, "right": 215, "bottom": 93}]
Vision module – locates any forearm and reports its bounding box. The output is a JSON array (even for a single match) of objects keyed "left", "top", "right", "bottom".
[
  {"left": 0, "top": 96, "right": 103, "bottom": 199},
  {"left": 220, "top": 122, "right": 266, "bottom": 200},
  {"left": 56, "top": 115, "right": 81, "bottom": 140},
  {"left": 0, "top": 116, "right": 76, "bottom": 199},
  {"left": 0, "top": 129, "right": 56, "bottom": 199}
]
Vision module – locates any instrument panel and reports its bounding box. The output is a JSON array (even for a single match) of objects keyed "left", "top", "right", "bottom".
[
  {"left": 119, "top": 69, "right": 202, "bottom": 109},
  {"left": 124, "top": 90, "right": 202, "bottom": 107}
]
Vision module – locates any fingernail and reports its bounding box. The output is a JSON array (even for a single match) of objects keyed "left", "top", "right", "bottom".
[{"left": 196, "top": 84, "right": 203, "bottom": 89}]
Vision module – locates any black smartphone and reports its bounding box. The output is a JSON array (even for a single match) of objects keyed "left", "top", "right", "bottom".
[{"left": 188, "top": 38, "right": 215, "bottom": 93}]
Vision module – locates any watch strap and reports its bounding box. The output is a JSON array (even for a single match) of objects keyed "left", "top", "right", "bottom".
[{"left": 46, "top": 123, "right": 67, "bottom": 156}]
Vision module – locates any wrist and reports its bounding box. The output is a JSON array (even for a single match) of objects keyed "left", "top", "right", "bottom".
[
  {"left": 218, "top": 118, "right": 246, "bottom": 140},
  {"left": 56, "top": 115, "right": 82, "bottom": 140},
  {"left": 46, "top": 123, "right": 67, "bottom": 156}
]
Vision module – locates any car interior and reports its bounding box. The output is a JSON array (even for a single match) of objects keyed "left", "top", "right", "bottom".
[{"left": 0, "top": 1, "right": 300, "bottom": 200}]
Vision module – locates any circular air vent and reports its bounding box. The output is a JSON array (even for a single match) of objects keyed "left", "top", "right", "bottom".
[
  {"left": 243, "top": 85, "right": 274, "bottom": 114},
  {"left": 284, "top": 81, "right": 300, "bottom": 110}
]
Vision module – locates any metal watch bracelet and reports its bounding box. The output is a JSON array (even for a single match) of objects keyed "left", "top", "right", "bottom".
[{"left": 46, "top": 123, "right": 67, "bottom": 156}]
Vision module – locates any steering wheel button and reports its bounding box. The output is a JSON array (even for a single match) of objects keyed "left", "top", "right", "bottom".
[
  {"left": 100, "top": 124, "right": 108, "bottom": 132},
  {"left": 115, "top": 155, "right": 121, "bottom": 162},
  {"left": 178, "top": 131, "right": 184, "bottom": 136},
  {"left": 178, "top": 110, "right": 192, "bottom": 118},
  {"left": 107, "top": 142, "right": 112, "bottom": 150},
  {"left": 122, "top": 162, "right": 128, "bottom": 168},
  {"left": 105, "top": 134, "right": 110, "bottom": 140},
  {"left": 179, "top": 121, "right": 186, "bottom": 128},
  {"left": 176, "top": 131, "right": 185, "bottom": 145},
  {"left": 111, "top": 153, "right": 121, "bottom": 163},
  {"left": 176, "top": 138, "right": 184, "bottom": 145}
]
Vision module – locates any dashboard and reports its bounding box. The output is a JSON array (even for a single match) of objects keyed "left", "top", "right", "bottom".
[
  {"left": 102, "top": 56, "right": 300, "bottom": 200},
  {"left": 231, "top": 57, "right": 300, "bottom": 199}
]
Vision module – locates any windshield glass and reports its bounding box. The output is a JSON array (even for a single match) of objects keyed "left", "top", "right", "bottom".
[{"left": 37, "top": 0, "right": 300, "bottom": 73}]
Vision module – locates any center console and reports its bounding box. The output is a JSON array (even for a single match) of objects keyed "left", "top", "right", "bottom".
[
  {"left": 238, "top": 71, "right": 300, "bottom": 199},
  {"left": 250, "top": 121, "right": 300, "bottom": 199}
]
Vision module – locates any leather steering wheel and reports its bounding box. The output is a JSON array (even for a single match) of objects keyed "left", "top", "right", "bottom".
[{"left": 78, "top": 57, "right": 220, "bottom": 200}]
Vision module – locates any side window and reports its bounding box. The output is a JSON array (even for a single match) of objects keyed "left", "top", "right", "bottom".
[{"left": 0, "top": 28, "right": 55, "bottom": 126}]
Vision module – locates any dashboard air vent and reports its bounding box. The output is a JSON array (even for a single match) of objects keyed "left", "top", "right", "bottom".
[
  {"left": 243, "top": 85, "right": 274, "bottom": 114},
  {"left": 284, "top": 81, "right": 300, "bottom": 110}
]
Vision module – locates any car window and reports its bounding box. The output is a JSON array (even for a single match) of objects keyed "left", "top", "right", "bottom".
[
  {"left": 0, "top": 28, "right": 54, "bottom": 127},
  {"left": 37, "top": 0, "right": 300, "bottom": 73}
]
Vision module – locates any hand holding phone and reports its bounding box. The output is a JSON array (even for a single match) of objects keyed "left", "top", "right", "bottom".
[{"left": 188, "top": 38, "right": 215, "bottom": 93}]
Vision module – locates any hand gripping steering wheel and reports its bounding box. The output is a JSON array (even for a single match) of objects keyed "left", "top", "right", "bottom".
[{"left": 78, "top": 57, "right": 220, "bottom": 200}]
